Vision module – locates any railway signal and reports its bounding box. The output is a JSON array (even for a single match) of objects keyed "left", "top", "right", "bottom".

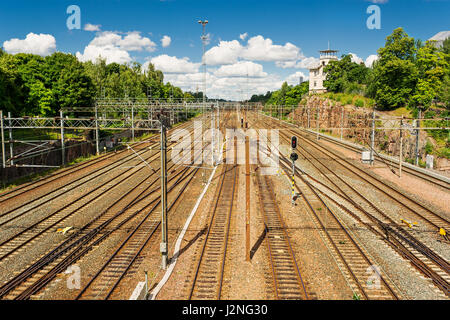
[{"left": 291, "top": 136, "right": 297, "bottom": 149}]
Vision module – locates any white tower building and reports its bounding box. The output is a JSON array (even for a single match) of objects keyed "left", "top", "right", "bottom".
[{"left": 309, "top": 49, "right": 338, "bottom": 94}]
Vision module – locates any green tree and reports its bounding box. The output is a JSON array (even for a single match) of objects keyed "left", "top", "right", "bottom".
[
  {"left": 410, "top": 42, "right": 449, "bottom": 109},
  {"left": 324, "top": 54, "right": 369, "bottom": 94},
  {"left": 53, "top": 58, "right": 95, "bottom": 112},
  {"left": 369, "top": 28, "right": 419, "bottom": 109}
]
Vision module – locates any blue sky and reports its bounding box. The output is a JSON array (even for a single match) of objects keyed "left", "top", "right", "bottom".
[{"left": 0, "top": 0, "right": 449, "bottom": 100}]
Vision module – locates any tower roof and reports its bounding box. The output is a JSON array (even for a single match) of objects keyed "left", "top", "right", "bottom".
[{"left": 319, "top": 49, "right": 338, "bottom": 54}]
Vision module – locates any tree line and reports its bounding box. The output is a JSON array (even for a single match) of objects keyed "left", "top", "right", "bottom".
[
  {"left": 249, "top": 81, "right": 309, "bottom": 105},
  {"left": 324, "top": 28, "right": 450, "bottom": 111},
  {"left": 0, "top": 49, "right": 200, "bottom": 117}
]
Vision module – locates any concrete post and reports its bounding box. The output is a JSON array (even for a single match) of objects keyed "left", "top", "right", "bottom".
[
  {"left": 415, "top": 108, "right": 421, "bottom": 166},
  {"left": 316, "top": 105, "right": 319, "bottom": 140},
  {"left": 307, "top": 105, "right": 310, "bottom": 128}
]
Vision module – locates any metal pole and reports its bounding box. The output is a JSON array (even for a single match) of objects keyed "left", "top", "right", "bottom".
[
  {"left": 307, "top": 105, "right": 310, "bottom": 128},
  {"left": 245, "top": 135, "right": 250, "bottom": 261},
  {"left": 1, "top": 111, "right": 5, "bottom": 168},
  {"left": 211, "top": 106, "right": 215, "bottom": 165},
  {"left": 95, "top": 105, "right": 100, "bottom": 155},
  {"left": 200, "top": 21, "right": 208, "bottom": 105},
  {"left": 340, "top": 107, "right": 344, "bottom": 140},
  {"left": 370, "top": 109, "right": 375, "bottom": 165},
  {"left": 291, "top": 160, "right": 296, "bottom": 205},
  {"left": 60, "top": 110, "right": 65, "bottom": 166},
  {"left": 160, "top": 120, "right": 168, "bottom": 269},
  {"left": 415, "top": 108, "right": 421, "bottom": 166},
  {"left": 399, "top": 116, "right": 403, "bottom": 177},
  {"left": 131, "top": 105, "right": 135, "bottom": 142},
  {"left": 8, "top": 112, "right": 13, "bottom": 166}
]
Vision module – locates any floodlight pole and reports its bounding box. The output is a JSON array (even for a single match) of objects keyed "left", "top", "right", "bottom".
[{"left": 198, "top": 19, "right": 208, "bottom": 106}]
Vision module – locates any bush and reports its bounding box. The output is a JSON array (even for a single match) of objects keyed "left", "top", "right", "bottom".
[
  {"left": 425, "top": 141, "right": 433, "bottom": 154},
  {"left": 344, "top": 96, "right": 353, "bottom": 105},
  {"left": 355, "top": 99, "right": 364, "bottom": 108}
]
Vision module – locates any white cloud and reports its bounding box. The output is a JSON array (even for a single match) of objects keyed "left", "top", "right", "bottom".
[
  {"left": 76, "top": 31, "right": 156, "bottom": 64},
  {"left": 119, "top": 32, "right": 156, "bottom": 51},
  {"left": 88, "top": 31, "right": 156, "bottom": 52},
  {"left": 3, "top": 33, "right": 56, "bottom": 56},
  {"left": 148, "top": 55, "right": 200, "bottom": 74},
  {"left": 285, "top": 71, "right": 308, "bottom": 86},
  {"left": 239, "top": 32, "right": 248, "bottom": 41},
  {"left": 161, "top": 35, "right": 171, "bottom": 48},
  {"left": 241, "top": 35, "right": 300, "bottom": 62},
  {"left": 296, "top": 57, "right": 320, "bottom": 69},
  {"left": 276, "top": 56, "right": 319, "bottom": 69},
  {"left": 76, "top": 45, "right": 131, "bottom": 64},
  {"left": 369, "top": 0, "right": 388, "bottom": 3},
  {"left": 214, "top": 61, "right": 267, "bottom": 78},
  {"left": 164, "top": 67, "right": 285, "bottom": 101},
  {"left": 365, "top": 54, "right": 379, "bottom": 67},
  {"left": 84, "top": 23, "right": 101, "bottom": 32},
  {"left": 204, "top": 40, "right": 242, "bottom": 65},
  {"left": 349, "top": 52, "right": 364, "bottom": 64},
  {"left": 204, "top": 35, "right": 302, "bottom": 66}
]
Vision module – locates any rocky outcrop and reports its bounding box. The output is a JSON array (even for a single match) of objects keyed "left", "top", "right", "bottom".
[{"left": 290, "top": 96, "right": 446, "bottom": 171}]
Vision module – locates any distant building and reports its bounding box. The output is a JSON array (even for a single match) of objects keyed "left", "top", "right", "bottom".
[
  {"left": 309, "top": 49, "right": 338, "bottom": 94},
  {"left": 428, "top": 31, "right": 450, "bottom": 48}
]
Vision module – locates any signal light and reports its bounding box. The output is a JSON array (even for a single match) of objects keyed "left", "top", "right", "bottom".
[{"left": 291, "top": 136, "right": 297, "bottom": 149}]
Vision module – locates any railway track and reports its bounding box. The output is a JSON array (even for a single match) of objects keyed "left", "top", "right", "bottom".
[
  {"left": 304, "top": 130, "right": 450, "bottom": 190},
  {"left": 0, "top": 117, "right": 214, "bottom": 299},
  {"left": 255, "top": 172, "right": 309, "bottom": 300},
  {"left": 0, "top": 163, "right": 197, "bottom": 300},
  {"left": 75, "top": 166, "right": 200, "bottom": 300},
  {"left": 187, "top": 117, "right": 237, "bottom": 300},
  {"left": 0, "top": 120, "right": 203, "bottom": 261},
  {"left": 74, "top": 131, "right": 212, "bottom": 300},
  {"left": 0, "top": 120, "right": 194, "bottom": 204},
  {"left": 253, "top": 123, "right": 399, "bottom": 300},
  {"left": 188, "top": 163, "right": 238, "bottom": 300},
  {"left": 0, "top": 142, "right": 156, "bottom": 220},
  {"left": 257, "top": 115, "right": 449, "bottom": 297},
  {"left": 299, "top": 130, "right": 450, "bottom": 231},
  {"left": 0, "top": 145, "right": 167, "bottom": 264}
]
